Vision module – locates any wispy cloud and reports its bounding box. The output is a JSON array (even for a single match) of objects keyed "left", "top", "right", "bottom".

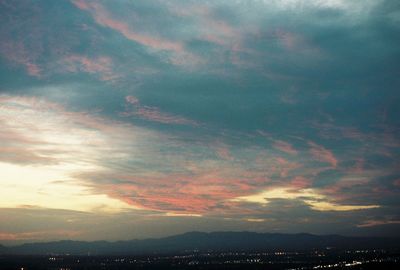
[
  {"left": 273, "top": 140, "right": 298, "bottom": 155},
  {"left": 122, "top": 95, "right": 198, "bottom": 126},
  {"left": 214, "top": 143, "right": 234, "bottom": 161},
  {"left": 357, "top": 219, "right": 400, "bottom": 228},
  {"left": 308, "top": 141, "right": 338, "bottom": 168},
  {"left": 0, "top": 230, "right": 82, "bottom": 241},
  {"left": 0, "top": 40, "right": 41, "bottom": 77},
  {"left": 63, "top": 54, "right": 119, "bottom": 81},
  {"left": 71, "top": 0, "right": 201, "bottom": 67}
]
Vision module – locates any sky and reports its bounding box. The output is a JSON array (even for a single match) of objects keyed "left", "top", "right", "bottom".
[{"left": 0, "top": 0, "right": 399, "bottom": 245}]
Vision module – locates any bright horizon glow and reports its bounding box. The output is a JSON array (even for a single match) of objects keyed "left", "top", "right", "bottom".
[
  {"left": 232, "top": 188, "right": 380, "bottom": 212},
  {"left": 0, "top": 162, "right": 137, "bottom": 213}
]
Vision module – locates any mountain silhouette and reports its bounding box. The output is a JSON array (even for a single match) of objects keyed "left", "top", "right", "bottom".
[{"left": 1, "top": 232, "right": 399, "bottom": 255}]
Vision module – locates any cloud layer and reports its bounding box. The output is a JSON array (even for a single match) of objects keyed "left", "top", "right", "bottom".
[{"left": 0, "top": 0, "right": 399, "bottom": 243}]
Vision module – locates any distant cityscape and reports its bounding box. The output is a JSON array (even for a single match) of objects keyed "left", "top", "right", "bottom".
[
  {"left": 1, "top": 248, "right": 399, "bottom": 270},
  {"left": 1, "top": 232, "right": 399, "bottom": 270}
]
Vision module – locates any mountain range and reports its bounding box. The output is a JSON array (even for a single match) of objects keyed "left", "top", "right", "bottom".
[{"left": 1, "top": 232, "right": 399, "bottom": 255}]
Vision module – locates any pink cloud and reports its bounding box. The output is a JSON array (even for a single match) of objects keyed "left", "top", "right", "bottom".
[
  {"left": 272, "top": 28, "right": 323, "bottom": 56},
  {"left": 290, "top": 176, "right": 311, "bottom": 189},
  {"left": 122, "top": 96, "right": 198, "bottom": 126},
  {"left": 214, "top": 143, "right": 234, "bottom": 161},
  {"left": 72, "top": 0, "right": 186, "bottom": 55},
  {"left": 1, "top": 95, "right": 275, "bottom": 216},
  {"left": 393, "top": 179, "right": 400, "bottom": 187},
  {"left": 320, "top": 177, "right": 370, "bottom": 202},
  {"left": 0, "top": 2, "right": 46, "bottom": 78},
  {"left": 312, "top": 123, "right": 400, "bottom": 167},
  {"left": 83, "top": 166, "right": 268, "bottom": 215},
  {"left": 312, "top": 122, "right": 368, "bottom": 141},
  {"left": 167, "top": 2, "right": 261, "bottom": 70},
  {"left": 308, "top": 141, "right": 338, "bottom": 168},
  {"left": 169, "top": 3, "right": 241, "bottom": 48},
  {"left": 25, "top": 62, "right": 41, "bottom": 77},
  {"left": 273, "top": 140, "right": 298, "bottom": 155},
  {"left": 254, "top": 155, "right": 300, "bottom": 179},
  {"left": 63, "top": 54, "right": 118, "bottom": 81},
  {"left": 125, "top": 95, "right": 139, "bottom": 105},
  {"left": 136, "top": 107, "right": 197, "bottom": 126},
  {"left": 72, "top": 0, "right": 206, "bottom": 68},
  {"left": 72, "top": 0, "right": 90, "bottom": 10},
  {"left": 350, "top": 158, "right": 365, "bottom": 174},
  {"left": 75, "top": 146, "right": 281, "bottom": 215},
  {"left": 0, "top": 40, "right": 41, "bottom": 77},
  {"left": 201, "top": 17, "right": 238, "bottom": 47},
  {"left": 274, "top": 29, "right": 298, "bottom": 50}
]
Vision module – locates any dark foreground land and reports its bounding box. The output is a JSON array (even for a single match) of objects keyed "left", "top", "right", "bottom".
[{"left": 0, "top": 249, "right": 399, "bottom": 270}]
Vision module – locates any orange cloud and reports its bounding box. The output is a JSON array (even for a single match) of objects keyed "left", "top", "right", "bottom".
[
  {"left": 0, "top": 230, "right": 82, "bottom": 241},
  {"left": 357, "top": 219, "right": 400, "bottom": 228}
]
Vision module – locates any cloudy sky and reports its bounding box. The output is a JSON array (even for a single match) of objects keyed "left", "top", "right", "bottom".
[{"left": 0, "top": 0, "right": 399, "bottom": 244}]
